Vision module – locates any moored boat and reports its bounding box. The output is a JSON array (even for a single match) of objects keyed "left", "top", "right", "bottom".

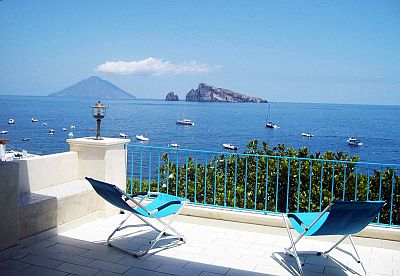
[
  {"left": 223, "top": 143, "right": 238, "bottom": 150},
  {"left": 170, "top": 143, "right": 179, "bottom": 148},
  {"left": 8, "top": 119, "right": 15, "bottom": 124},
  {"left": 136, "top": 134, "right": 149, "bottom": 141},
  {"left": 22, "top": 138, "right": 30, "bottom": 141},
  {"left": 48, "top": 128, "right": 55, "bottom": 135},
  {"left": 176, "top": 119, "right": 194, "bottom": 126},
  {"left": 302, "top": 132, "right": 314, "bottom": 137},
  {"left": 265, "top": 104, "right": 278, "bottom": 129},
  {"left": 120, "top": 133, "right": 128, "bottom": 138},
  {"left": 31, "top": 117, "right": 38, "bottom": 122},
  {"left": 347, "top": 137, "right": 362, "bottom": 146},
  {"left": 266, "top": 122, "right": 279, "bottom": 129},
  {"left": 0, "top": 130, "right": 8, "bottom": 135},
  {"left": 68, "top": 132, "right": 74, "bottom": 138}
]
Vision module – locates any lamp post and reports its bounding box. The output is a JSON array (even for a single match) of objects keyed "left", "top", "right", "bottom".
[{"left": 91, "top": 101, "right": 106, "bottom": 140}]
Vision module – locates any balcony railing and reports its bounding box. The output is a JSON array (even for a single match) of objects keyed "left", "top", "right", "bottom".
[{"left": 126, "top": 144, "right": 400, "bottom": 227}]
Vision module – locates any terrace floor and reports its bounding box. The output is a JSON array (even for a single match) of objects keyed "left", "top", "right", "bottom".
[{"left": 1, "top": 213, "right": 399, "bottom": 276}]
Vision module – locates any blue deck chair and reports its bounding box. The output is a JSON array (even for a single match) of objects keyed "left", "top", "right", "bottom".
[
  {"left": 86, "top": 177, "right": 189, "bottom": 257},
  {"left": 282, "top": 200, "right": 385, "bottom": 275}
]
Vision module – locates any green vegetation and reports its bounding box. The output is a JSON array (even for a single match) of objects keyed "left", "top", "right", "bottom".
[{"left": 127, "top": 140, "right": 399, "bottom": 225}]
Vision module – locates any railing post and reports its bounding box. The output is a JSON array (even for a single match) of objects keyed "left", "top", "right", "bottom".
[
  {"left": 265, "top": 156, "right": 269, "bottom": 211},
  {"left": 255, "top": 156, "right": 259, "bottom": 210},
  {"left": 276, "top": 157, "right": 280, "bottom": 212}
]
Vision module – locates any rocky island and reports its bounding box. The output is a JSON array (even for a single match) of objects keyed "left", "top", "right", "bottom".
[
  {"left": 185, "top": 83, "right": 267, "bottom": 103},
  {"left": 165, "top": 92, "right": 179, "bottom": 101},
  {"left": 49, "top": 76, "right": 135, "bottom": 99}
]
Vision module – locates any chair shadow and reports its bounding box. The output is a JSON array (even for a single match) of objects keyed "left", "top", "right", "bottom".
[
  {"left": 271, "top": 251, "right": 361, "bottom": 276},
  {"left": 108, "top": 225, "right": 186, "bottom": 257}
]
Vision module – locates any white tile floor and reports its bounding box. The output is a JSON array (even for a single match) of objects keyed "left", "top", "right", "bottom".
[{"left": 1, "top": 213, "right": 399, "bottom": 276}]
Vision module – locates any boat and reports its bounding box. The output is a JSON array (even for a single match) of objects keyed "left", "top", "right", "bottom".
[
  {"left": 170, "top": 143, "right": 179, "bottom": 148},
  {"left": 0, "top": 130, "right": 8, "bottom": 135},
  {"left": 8, "top": 119, "right": 15, "bottom": 124},
  {"left": 223, "top": 143, "right": 238, "bottom": 150},
  {"left": 302, "top": 133, "right": 314, "bottom": 138},
  {"left": 135, "top": 135, "right": 149, "bottom": 141},
  {"left": 42, "top": 122, "right": 48, "bottom": 126},
  {"left": 265, "top": 104, "right": 278, "bottom": 129},
  {"left": 70, "top": 125, "right": 76, "bottom": 130},
  {"left": 22, "top": 138, "right": 30, "bottom": 141},
  {"left": 176, "top": 119, "right": 194, "bottom": 126},
  {"left": 68, "top": 132, "right": 74, "bottom": 138},
  {"left": 48, "top": 128, "right": 55, "bottom": 135},
  {"left": 347, "top": 137, "right": 362, "bottom": 146},
  {"left": 119, "top": 133, "right": 128, "bottom": 138},
  {"left": 31, "top": 117, "right": 38, "bottom": 122},
  {"left": 62, "top": 128, "right": 67, "bottom": 131},
  {"left": 266, "top": 122, "right": 279, "bottom": 129}
]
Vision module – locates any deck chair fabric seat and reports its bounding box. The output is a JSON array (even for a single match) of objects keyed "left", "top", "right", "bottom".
[
  {"left": 86, "top": 177, "right": 189, "bottom": 257},
  {"left": 288, "top": 201, "right": 385, "bottom": 236},
  {"left": 282, "top": 200, "right": 385, "bottom": 275}
]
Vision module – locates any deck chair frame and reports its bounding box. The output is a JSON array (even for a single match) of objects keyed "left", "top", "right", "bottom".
[
  {"left": 282, "top": 200, "right": 385, "bottom": 276},
  {"left": 86, "top": 177, "right": 188, "bottom": 257}
]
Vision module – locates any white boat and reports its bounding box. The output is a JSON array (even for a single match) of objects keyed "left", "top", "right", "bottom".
[
  {"left": 136, "top": 135, "right": 149, "bottom": 141},
  {"left": 265, "top": 104, "right": 278, "bottom": 129},
  {"left": 266, "top": 122, "right": 279, "bottom": 129},
  {"left": 22, "top": 138, "right": 30, "bottom": 141},
  {"left": 68, "top": 132, "right": 74, "bottom": 138},
  {"left": 223, "top": 143, "right": 238, "bottom": 150},
  {"left": 170, "top": 143, "right": 179, "bottom": 148},
  {"left": 176, "top": 119, "right": 194, "bottom": 126},
  {"left": 48, "top": 128, "right": 55, "bottom": 135},
  {"left": 0, "top": 130, "right": 8, "bottom": 135},
  {"left": 62, "top": 128, "right": 67, "bottom": 131},
  {"left": 302, "top": 133, "right": 314, "bottom": 138},
  {"left": 8, "top": 119, "right": 15, "bottom": 124},
  {"left": 347, "top": 137, "right": 362, "bottom": 146},
  {"left": 31, "top": 117, "right": 38, "bottom": 122},
  {"left": 70, "top": 125, "right": 76, "bottom": 130},
  {"left": 120, "top": 133, "right": 128, "bottom": 138},
  {"left": 42, "top": 122, "right": 48, "bottom": 126}
]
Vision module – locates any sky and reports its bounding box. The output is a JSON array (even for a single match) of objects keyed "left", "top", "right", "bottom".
[{"left": 0, "top": 0, "right": 399, "bottom": 105}]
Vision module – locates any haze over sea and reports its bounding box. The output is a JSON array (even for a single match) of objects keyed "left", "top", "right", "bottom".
[{"left": 0, "top": 95, "right": 399, "bottom": 165}]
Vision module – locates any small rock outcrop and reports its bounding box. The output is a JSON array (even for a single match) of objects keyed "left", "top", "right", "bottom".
[
  {"left": 165, "top": 92, "right": 179, "bottom": 101},
  {"left": 185, "top": 83, "right": 267, "bottom": 103}
]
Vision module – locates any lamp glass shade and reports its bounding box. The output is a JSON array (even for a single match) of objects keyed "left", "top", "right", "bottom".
[{"left": 91, "top": 101, "right": 106, "bottom": 119}]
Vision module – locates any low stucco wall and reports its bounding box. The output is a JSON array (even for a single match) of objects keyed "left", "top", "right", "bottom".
[
  {"left": 17, "top": 151, "right": 79, "bottom": 194},
  {"left": 181, "top": 205, "right": 400, "bottom": 243},
  {"left": 0, "top": 137, "right": 130, "bottom": 249},
  {"left": 0, "top": 162, "right": 20, "bottom": 250}
]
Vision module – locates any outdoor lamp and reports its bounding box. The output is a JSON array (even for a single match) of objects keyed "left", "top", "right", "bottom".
[{"left": 91, "top": 101, "right": 106, "bottom": 140}]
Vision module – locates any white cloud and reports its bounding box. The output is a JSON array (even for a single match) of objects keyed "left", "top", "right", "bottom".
[{"left": 96, "top": 57, "right": 221, "bottom": 76}]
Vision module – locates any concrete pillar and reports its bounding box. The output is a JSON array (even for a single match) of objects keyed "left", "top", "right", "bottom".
[
  {"left": 0, "top": 161, "right": 20, "bottom": 250},
  {"left": 67, "top": 137, "right": 130, "bottom": 191}
]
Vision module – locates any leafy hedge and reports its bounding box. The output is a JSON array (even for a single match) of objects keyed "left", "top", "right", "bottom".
[{"left": 127, "top": 140, "right": 399, "bottom": 225}]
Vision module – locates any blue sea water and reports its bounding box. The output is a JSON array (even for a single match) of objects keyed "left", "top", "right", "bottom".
[{"left": 0, "top": 95, "right": 399, "bottom": 164}]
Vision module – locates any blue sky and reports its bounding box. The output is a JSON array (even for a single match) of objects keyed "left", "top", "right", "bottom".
[{"left": 0, "top": 0, "right": 399, "bottom": 104}]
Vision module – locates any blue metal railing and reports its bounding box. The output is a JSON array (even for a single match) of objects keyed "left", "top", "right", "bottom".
[{"left": 126, "top": 144, "right": 400, "bottom": 227}]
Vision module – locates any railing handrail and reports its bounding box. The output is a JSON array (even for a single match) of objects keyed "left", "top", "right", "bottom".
[{"left": 127, "top": 144, "right": 400, "bottom": 167}]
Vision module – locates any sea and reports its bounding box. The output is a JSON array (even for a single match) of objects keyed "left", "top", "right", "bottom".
[{"left": 1, "top": 95, "right": 399, "bottom": 165}]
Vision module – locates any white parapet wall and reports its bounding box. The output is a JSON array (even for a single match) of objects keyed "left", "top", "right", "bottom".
[
  {"left": 67, "top": 137, "right": 129, "bottom": 191},
  {"left": 0, "top": 161, "right": 20, "bottom": 250},
  {"left": 0, "top": 137, "right": 130, "bottom": 247},
  {"left": 17, "top": 151, "right": 80, "bottom": 195}
]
